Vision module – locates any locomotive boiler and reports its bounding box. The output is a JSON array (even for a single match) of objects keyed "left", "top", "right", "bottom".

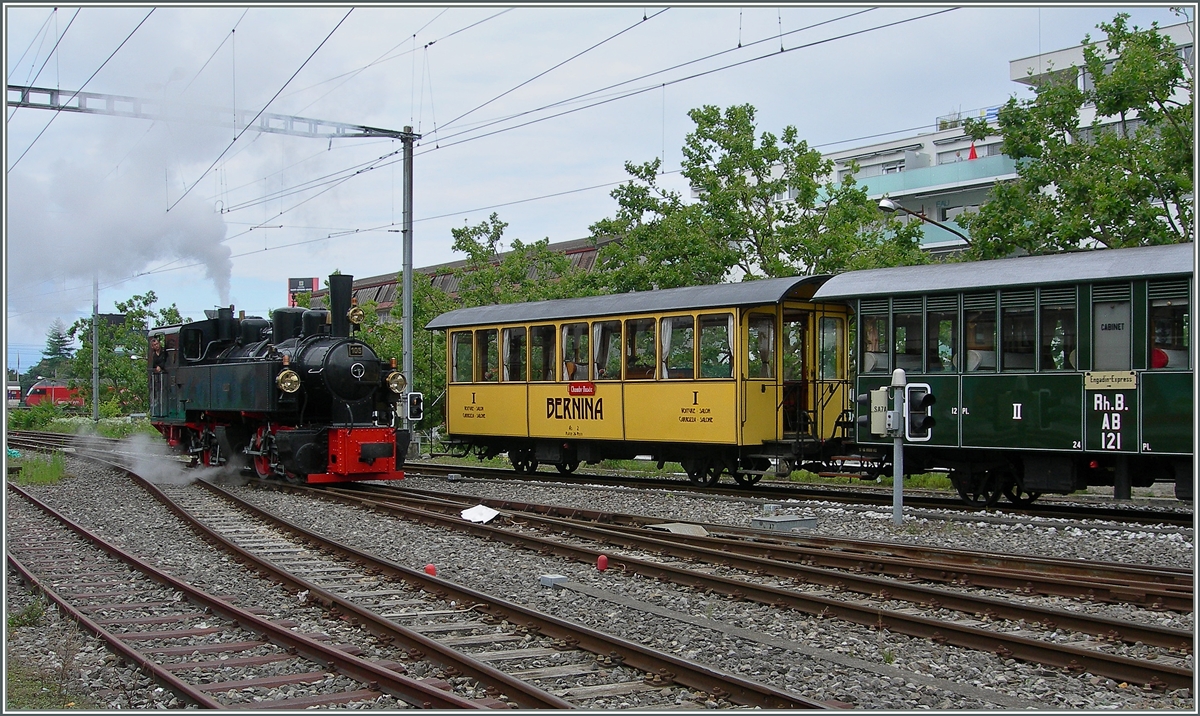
[{"left": 149, "top": 274, "right": 409, "bottom": 483}]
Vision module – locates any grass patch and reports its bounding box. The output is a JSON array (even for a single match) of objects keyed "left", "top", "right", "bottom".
[
  {"left": 784, "top": 468, "right": 953, "bottom": 491},
  {"left": 41, "top": 416, "right": 159, "bottom": 440},
  {"left": 12, "top": 453, "right": 67, "bottom": 485},
  {"left": 4, "top": 661, "right": 96, "bottom": 710},
  {"left": 7, "top": 599, "right": 46, "bottom": 629}
]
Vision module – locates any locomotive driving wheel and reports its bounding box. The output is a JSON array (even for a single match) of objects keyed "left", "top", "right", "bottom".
[
  {"left": 950, "top": 468, "right": 1002, "bottom": 508},
  {"left": 250, "top": 427, "right": 275, "bottom": 479}
]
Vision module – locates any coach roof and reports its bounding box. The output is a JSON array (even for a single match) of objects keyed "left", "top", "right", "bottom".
[
  {"left": 813, "top": 243, "right": 1195, "bottom": 301},
  {"left": 426, "top": 274, "right": 829, "bottom": 330}
]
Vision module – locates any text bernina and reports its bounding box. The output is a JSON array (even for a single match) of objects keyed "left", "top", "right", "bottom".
[{"left": 547, "top": 397, "right": 604, "bottom": 420}]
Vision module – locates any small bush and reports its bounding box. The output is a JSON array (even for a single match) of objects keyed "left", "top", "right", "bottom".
[{"left": 7, "top": 402, "right": 64, "bottom": 430}]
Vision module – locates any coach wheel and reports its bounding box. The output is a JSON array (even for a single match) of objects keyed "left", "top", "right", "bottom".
[
  {"left": 1001, "top": 468, "right": 1041, "bottom": 506},
  {"left": 733, "top": 457, "right": 768, "bottom": 487},
  {"left": 682, "top": 458, "right": 707, "bottom": 485},
  {"left": 703, "top": 462, "right": 724, "bottom": 486},
  {"left": 950, "top": 468, "right": 1002, "bottom": 508},
  {"left": 556, "top": 461, "right": 579, "bottom": 475}
]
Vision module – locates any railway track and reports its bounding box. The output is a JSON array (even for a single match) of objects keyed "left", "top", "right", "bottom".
[
  {"left": 6, "top": 484, "right": 478, "bottom": 709},
  {"left": 404, "top": 460, "right": 1196, "bottom": 528},
  {"left": 5, "top": 432, "right": 829, "bottom": 709},
  {"left": 261, "top": 479, "right": 1192, "bottom": 691}
]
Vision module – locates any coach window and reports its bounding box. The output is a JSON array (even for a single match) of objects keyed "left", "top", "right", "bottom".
[
  {"left": 1149, "top": 296, "right": 1189, "bottom": 369},
  {"left": 1039, "top": 290, "right": 1076, "bottom": 370},
  {"left": 925, "top": 302, "right": 958, "bottom": 372},
  {"left": 661, "top": 316, "right": 695, "bottom": 379},
  {"left": 860, "top": 314, "right": 888, "bottom": 373},
  {"left": 562, "top": 323, "right": 589, "bottom": 380},
  {"left": 818, "top": 316, "right": 842, "bottom": 380},
  {"left": 592, "top": 320, "right": 622, "bottom": 379},
  {"left": 502, "top": 327, "right": 527, "bottom": 381},
  {"left": 747, "top": 313, "right": 775, "bottom": 379},
  {"left": 699, "top": 313, "right": 734, "bottom": 378},
  {"left": 893, "top": 310, "right": 923, "bottom": 372},
  {"left": 1000, "top": 293, "right": 1036, "bottom": 371},
  {"left": 625, "top": 318, "right": 656, "bottom": 380},
  {"left": 451, "top": 331, "right": 473, "bottom": 383},
  {"left": 476, "top": 329, "right": 499, "bottom": 382},
  {"left": 964, "top": 298, "right": 997, "bottom": 371},
  {"left": 530, "top": 325, "right": 556, "bottom": 381}
]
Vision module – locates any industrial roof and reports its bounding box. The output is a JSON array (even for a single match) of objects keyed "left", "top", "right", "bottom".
[
  {"left": 425, "top": 275, "right": 828, "bottom": 330},
  {"left": 813, "top": 243, "right": 1195, "bottom": 301}
]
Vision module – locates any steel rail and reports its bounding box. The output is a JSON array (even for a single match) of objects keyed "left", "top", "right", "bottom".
[
  {"left": 326, "top": 486, "right": 1194, "bottom": 650},
  {"left": 367, "top": 484, "right": 1192, "bottom": 609},
  {"left": 404, "top": 461, "right": 1195, "bottom": 527},
  {"left": 6, "top": 483, "right": 483, "bottom": 710},
  {"left": 198, "top": 480, "right": 831, "bottom": 709},
  {"left": 285, "top": 481, "right": 1193, "bottom": 690},
  {"left": 5, "top": 551, "right": 226, "bottom": 709},
  {"left": 129, "top": 476, "right": 575, "bottom": 709}
]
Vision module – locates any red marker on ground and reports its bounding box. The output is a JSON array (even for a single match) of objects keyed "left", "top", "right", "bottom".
[
  {"left": 596, "top": 555, "right": 608, "bottom": 571},
  {"left": 424, "top": 564, "right": 437, "bottom": 576}
]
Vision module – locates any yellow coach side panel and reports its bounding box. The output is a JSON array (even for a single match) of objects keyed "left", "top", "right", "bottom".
[
  {"left": 529, "top": 383, "right": 625, "bottom": 440},
  {"left": 624, "top": 381, "right": 737, "bottom": 444},
  {"left": 446, "top": 383, "right": 529, "bottom": 437}
]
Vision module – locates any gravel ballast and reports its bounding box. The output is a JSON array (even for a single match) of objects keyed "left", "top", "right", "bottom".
[{"left": 6, "top": 459, "right": 1195, "bottom": 710}]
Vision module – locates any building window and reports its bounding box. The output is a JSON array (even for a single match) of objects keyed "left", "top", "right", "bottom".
[{"left": 881, "top": 160, "right": 905, "bottom": 174}]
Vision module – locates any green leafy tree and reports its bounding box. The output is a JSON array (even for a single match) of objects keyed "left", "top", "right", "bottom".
[
  {"left": 590, "top": 158, "right": 736, "bottom": 292},
  {"left": 355, "top": 271, "right": 456, "bottom": 430},
  {"left": 961, "top": 14, "right": 1193, "bottom": 258},
  {"left": 590, "top": 104, "right": 925, "bottom": 288},
  {"left": 450, "top": 213, "right": 592, "bottom": 306},
  {"left": 67, "top": 292, "right": 185, "bottom": 414}
]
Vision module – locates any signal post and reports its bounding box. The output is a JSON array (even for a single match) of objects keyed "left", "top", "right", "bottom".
[{"left": 858, "top": 369, "right": 936, "bottom": 525}]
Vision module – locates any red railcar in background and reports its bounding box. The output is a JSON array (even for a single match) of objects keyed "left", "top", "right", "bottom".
[{"left": 24, "top": 379, "right": 83, "bottom": 407}]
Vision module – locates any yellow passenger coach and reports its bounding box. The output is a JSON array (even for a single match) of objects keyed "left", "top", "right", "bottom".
[{"left": 426, "top": 276, "right": 852, "bottom": 486}]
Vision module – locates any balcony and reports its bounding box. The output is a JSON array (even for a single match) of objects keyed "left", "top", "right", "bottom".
[{"left": 853, "top": 154, "right": 1017, "bottom": 199}]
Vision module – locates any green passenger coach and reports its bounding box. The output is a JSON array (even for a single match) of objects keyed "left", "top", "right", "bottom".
[{"left": 812, "top": 243, "right": 1194, "bottom": 506}]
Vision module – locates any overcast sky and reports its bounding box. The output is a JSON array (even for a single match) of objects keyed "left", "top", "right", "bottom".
[{"left": 4, "top": 3, "right": 1190, "bottom": 373}]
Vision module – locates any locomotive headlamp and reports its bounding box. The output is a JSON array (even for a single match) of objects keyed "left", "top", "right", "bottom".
[
  {"left": 276, "top": 369, "right": 301, "bottom": 393},
  {"left": 347, "top": 306, "right": 366, "bottom": 325},
  {"left": 386, "top": 371, "right": 407, "bottom": 394}
]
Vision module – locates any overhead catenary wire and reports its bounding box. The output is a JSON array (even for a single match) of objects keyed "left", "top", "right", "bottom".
[
  {"left": 7, "top": 8, "right": 156, "bottom": 173},
  {"left": 214, "top": 7, "right": 886, "bottom": 215},
  {"left": 165, "top": 8, "right": 354, "bottom": 213},
  {"left": 437, "top": 7, "right": 669, "bottom": 132}
]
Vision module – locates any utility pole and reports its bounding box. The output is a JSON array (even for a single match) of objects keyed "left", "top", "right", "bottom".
[
  {"left": 92, "top": 271, "right": 99, "bottom": 422},
  {"left": 401, "top": 126, "right": 418, "bottom": 444}
]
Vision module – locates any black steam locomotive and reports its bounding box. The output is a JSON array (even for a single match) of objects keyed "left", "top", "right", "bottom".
[{"left": 148, "top": 274, "right": 409, "bottom": 483}]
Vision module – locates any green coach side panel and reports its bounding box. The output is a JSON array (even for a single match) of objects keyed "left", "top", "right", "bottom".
[
  {"left": 1140, "top": 371, "right": 1194, "bottom": 455},
  {"left": 960, "top": 374, "right": 1083, "bottom": 450}
]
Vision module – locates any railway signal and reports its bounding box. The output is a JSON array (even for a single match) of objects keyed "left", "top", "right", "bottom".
[
  {"left": 856, "top": 388, "right": 889, "bottom": 436},
  {"left": 904, "top": 383, "right": 937, "bottom": 442},
  {"left": 407, "top": 392, "right": 424, "bottom": 422}
]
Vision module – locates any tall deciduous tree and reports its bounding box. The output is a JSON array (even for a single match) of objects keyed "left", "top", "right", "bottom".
[
  {"left": 961, "top": 14, "right": 1193, "bottom": 258},
  {"left": 590, "top": 104, "right": 925, "bottom": 287},
  {"left": 590, "top": 158, "right": 736, "bottom": 292},
  {"left": 450, "top": 213, "right": 591, "bottom": 306},
  {"left": 68, "top": 292, "right": 185, "bottom": 414}
]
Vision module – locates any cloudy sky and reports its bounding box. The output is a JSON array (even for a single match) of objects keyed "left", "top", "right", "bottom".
[{"left": 4, "top": 3, "right": 1189, "bottom": 372}]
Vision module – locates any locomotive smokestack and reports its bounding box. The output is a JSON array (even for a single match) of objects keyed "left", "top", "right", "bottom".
[{"left": 329, "top": 274, "right": 354, "bottom": 338}]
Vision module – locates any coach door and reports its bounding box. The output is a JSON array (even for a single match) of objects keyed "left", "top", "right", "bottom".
[
  {"left": 781, "top": 308, "right": 811, "bottom": 438},
  {"left": 741, "top": 309, "right": 779, "bottom": 444}
]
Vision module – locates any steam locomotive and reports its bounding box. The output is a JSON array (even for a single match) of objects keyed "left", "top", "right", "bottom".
[{"left": 148, "top": 274, "right": 409, "bottom": 483}]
